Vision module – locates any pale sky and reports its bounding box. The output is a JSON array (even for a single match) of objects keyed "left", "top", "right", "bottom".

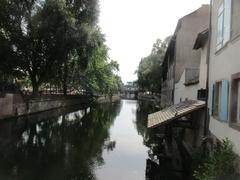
[{"left": 99, "top": 0, "right": 210, "bottom": 84}]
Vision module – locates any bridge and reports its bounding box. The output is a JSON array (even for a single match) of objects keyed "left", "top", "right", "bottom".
[{"left": 120, "top": 82, "right": 138, "bottom": 100}]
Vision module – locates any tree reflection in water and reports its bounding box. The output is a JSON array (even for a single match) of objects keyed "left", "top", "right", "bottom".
[
  {"left": 135, "top": 100, "right": 182, "bottom": 180},
  {"left": 0, "top": 102, "right": 122, "bottom": 180}
]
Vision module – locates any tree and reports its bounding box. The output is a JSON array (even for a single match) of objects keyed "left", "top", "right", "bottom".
[
  {"left": 56, "top": 25, "right": 104, "bottom": 95},
  {"left": 0, "top": 0, "right": 100, "bottom": 96},
  {"left": 136, "top": 36, "right": 171, "bottom": 93},
  {"left": 83, "top": 43, "right": 122, "bottom": 99}
]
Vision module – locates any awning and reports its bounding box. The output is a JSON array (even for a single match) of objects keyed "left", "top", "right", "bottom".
[
  {"left": 148, "top": 100, "right": 206, "bottom": 128},
  {"left": 193, "top": 29, "right": 209, "bottom": 49}
]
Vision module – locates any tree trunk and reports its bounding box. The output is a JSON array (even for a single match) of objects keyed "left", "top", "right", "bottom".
[
  {"left": 109, "top": 92, "right": 113, "bottom": 102},
  {"left": 32, "top": 82, "right": 39, "bottom": 97},
  {"left": 31, "top": 75, "right": 39, "bottom": 97},
  {"left": 63, "top": 83, "right": 67, "bottom": 96},
  {"left": 63, "top": 62, "right": 68, "bottom": 96}
]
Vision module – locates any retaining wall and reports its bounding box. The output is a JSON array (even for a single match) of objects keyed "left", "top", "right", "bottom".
[{"left": 0, "top": 94, "right": 92, "bottom": 120}]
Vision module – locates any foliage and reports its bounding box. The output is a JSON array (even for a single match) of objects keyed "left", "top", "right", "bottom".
[
  {"left": 136, "top": 36, "right": 171, "bottom": 93},
  {"left": 193, "top": 138, "right": 238, "bottom": 180},
  {"left": 0, "top": 0, "right": 122, "bottom": 97},
  {"left": 0, "top": 0, "right": 104, "bottom": 95},
  {"left": 77, "top": 40, "right": 122, "bottom": 98}
]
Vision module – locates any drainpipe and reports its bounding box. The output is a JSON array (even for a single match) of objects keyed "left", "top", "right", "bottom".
[
  {"left": 204, "top": 0, "right": 213, "bottom": 143},
  {"left": 172, "top": 37, "right": 177, "bottom": 105}
]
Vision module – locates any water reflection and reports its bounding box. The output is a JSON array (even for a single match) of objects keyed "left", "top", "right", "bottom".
[
  {"left": 0, "top": 102, "right": 122, "bottom": 180},
  {"left": 0, "top": 100, "right": 186, "bottom": 180},
  {"left": 135, "top": 100, "right": 183, "bottom": 180},
  {"left": 96, "top": 100, "right": 148, "bottom": 180}
]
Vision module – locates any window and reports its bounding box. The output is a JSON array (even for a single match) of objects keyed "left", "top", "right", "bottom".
[
  {"left": 209, "top": 80, "right": 229, "bottom": 121},
  {"left": 213, "top": 82, "right": 222, "bottom": 116},
  {"left": 237, "top": 81, "right": 240, "bottom": 123},
  {"left": 231, "top": 0, "right": 240, "bottom": 39},
  {"left": 197, "top": 89, "right": 207, "bottom": 101},
  {"left": 216, "top": 0, "right": 232, "bottom": 50},
  {"left": 230, "top": 73, "right": 240, "bottom": 127},
  {"left": 184, "top": 68, "right": 199, "bottom": 86},
  {"left": 217, "top": 4, "right": 224, "bottom": 50}
]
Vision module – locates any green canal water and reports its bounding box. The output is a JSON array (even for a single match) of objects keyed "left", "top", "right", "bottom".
[{"left": 0, "top": 100, "right": 184, "bottom": 180}]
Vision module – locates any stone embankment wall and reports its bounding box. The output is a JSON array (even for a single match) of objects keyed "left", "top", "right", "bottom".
[
  {"left": 0, "top": 93, "right": 92, "bottom": 120},
  {"left": 96, "top": 95, "right": 120, "bottom": 104}
]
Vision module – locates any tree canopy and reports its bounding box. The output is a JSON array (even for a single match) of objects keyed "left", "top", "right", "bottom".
[
  {"left": 0, "top": 0, "right": 122, "bottom": 97},
  {"left": 136, "top": 37, "right": 171, "bottom": 93}
]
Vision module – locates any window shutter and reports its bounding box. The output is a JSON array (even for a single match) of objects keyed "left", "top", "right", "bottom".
[
  {"left": 223, "top": 0, "right": 232, "bottom": 44},
  {"left": 208, "top": 83, "right": 214, "bottom": 116},
  {"left": 220, "top": 80, "right": 229, "bottom": 122}
]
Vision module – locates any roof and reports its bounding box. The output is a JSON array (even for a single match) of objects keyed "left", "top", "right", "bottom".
[
  {"left": 193, "top": 29, "right": 209, "bottom": 49},
  {"left": 174, "top": 5, "right": 209, "bottom": 35},
  {"left": 148, "top": 100, "right": 206, "bottom": 128}
]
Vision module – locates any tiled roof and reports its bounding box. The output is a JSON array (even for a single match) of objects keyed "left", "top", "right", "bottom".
[{"left": 148, "top": 100, "right": 206, "bottom": 128}]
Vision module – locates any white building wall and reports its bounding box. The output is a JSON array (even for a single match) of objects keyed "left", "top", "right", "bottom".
[
  {"left": 174, "top": 45, "right": 208, "bottom": 104},
  {"left": 209, "top": 0, "right": 240, "bottom": 155},
  {"left": 209, "top": 117, "right": 240, "bottom": 155},
  {"left": 174, "top": 71, "right": 199, "bottom": 104}
]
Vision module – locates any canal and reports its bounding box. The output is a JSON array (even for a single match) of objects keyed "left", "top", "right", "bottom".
[{"left": 0, "top": 100, "right": 183, "bottom": 180}]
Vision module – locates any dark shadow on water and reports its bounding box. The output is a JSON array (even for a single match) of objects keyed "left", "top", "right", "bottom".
[
  {"left": 0, "top": 102, "right": 122, "bottom": 180},
  {"left": 0, "top": 99, "right": 192, "bottom": 180},
  {"left": 135, "top": 100, "right": 185, "bottom": 180}
]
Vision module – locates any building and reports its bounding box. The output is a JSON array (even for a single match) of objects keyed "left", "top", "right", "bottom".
[
  {"left": 208, "top": 0, "right": 240, "bottom": 156},
  {"left": 174, "top": 28, "right": 209, "bottom": 104},
  {"left": 161, "top": 5, "right": 210, "bottom": 108},
  {"left": 147, "top": 5, "right": 211, "bottom": 176},
  {"left": 121, "top": 82, "right": 138, "bottom": 99},
  {"left": 147, "top": 1, "right": 240, "bottom": 177}
]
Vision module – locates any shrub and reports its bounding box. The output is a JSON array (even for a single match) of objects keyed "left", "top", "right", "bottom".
[{"left": 193, "top": 138, "right": 238, "bottom": 180}]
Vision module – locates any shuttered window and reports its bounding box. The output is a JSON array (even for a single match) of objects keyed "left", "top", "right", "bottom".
[
  {"left": 219, "top": 80, "right": 229, "bottom": 121},
  {"left": 237, "top": 81, "right": 240, "bottom": 123},
  {"left": 210, "top": 80, "right": 229, "bottom": 122},
  {"left": 213, "top": 82, "right": 221, "bottom": 116},
  {"left": 230, "top": 73, "right": 240, "bottom": 126}
]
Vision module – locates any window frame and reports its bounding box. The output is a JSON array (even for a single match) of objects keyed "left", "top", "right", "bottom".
[
  {"left": 211, "top": 79, "right": 229, "bottom": 122},
  {"left": 237, "top": 81, "right": 240, "bottom": 122},
  {"left": 230, "top": 72, "right": 240, "bottom": 131},
  {"left": 231, "top": 0, "right": 240, "bottom": 40},
  {"left": 213, "top": 81, "right": 222, "bottom": 117},
  {"left": 216, "top": 0, "right": 232, "bottom": 51},
  {"left": 217, "top": 3, "right": 224, "bottom": 51}
]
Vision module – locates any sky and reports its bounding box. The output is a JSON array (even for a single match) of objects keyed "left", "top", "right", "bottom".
[{"left": 98, "top": 0, "right": 210, "bottom": 84}]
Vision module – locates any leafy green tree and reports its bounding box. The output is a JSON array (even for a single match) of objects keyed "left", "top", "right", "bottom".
[
  {"left": 77, "top": 40, "right": 122, "bottom": 98},
  {"left": 0, "top": 0, "right": 100, "bottom": 96},
  {"left": 56, "top": 25, "right": 104, "bottom": 95},
  {"left": 136, "top": 36, "right": 171, "bottom": 93}
]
